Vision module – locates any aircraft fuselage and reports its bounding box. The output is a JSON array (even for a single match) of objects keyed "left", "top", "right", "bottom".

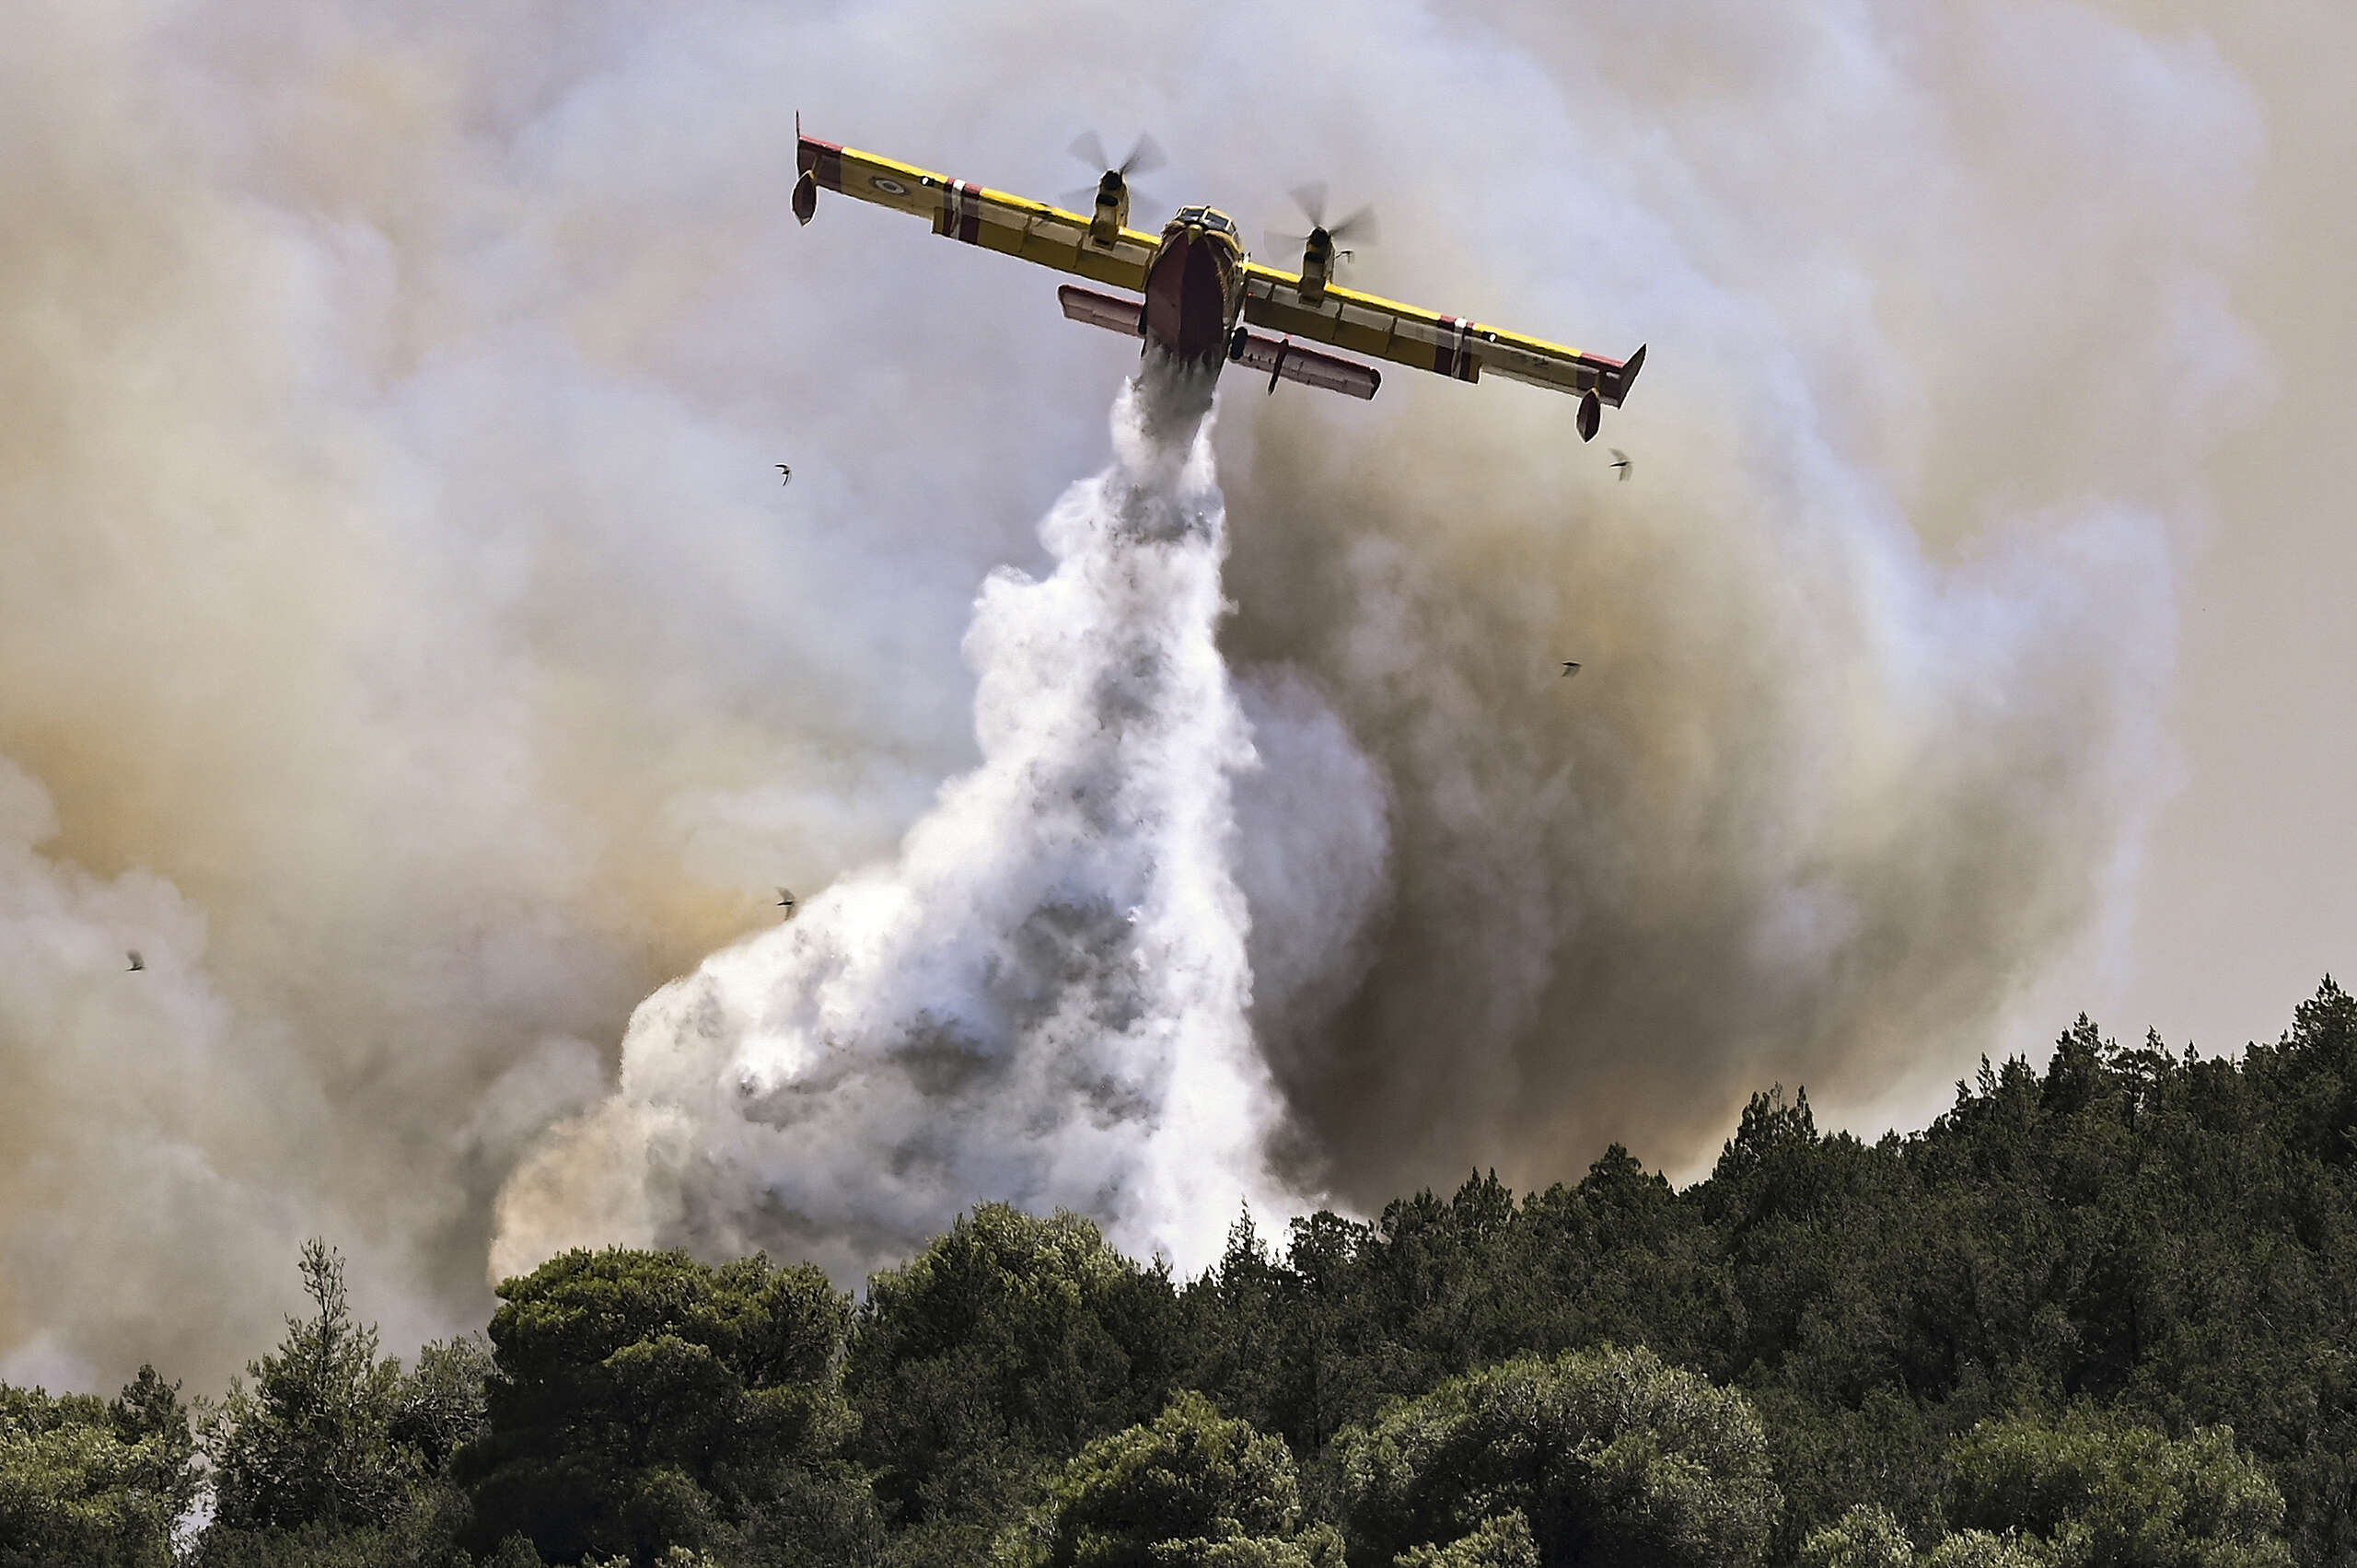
[{"left": 1142, "top": 206, "right": 1247, "bottom": 375}]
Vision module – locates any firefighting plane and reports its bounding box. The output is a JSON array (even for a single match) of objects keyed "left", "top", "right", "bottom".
[{"left": 793, "top": 124, "right": 1645, "bottom": 440}]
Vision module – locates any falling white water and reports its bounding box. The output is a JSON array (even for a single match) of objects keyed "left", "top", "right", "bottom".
[{"left": 492, "top": 363, "right": 1306, "bottom": 1282}]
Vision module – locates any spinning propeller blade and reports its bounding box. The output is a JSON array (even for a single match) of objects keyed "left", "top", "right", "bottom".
[
  {"left": 1069, "top": 130, "right": 1165, "bottom": 180},
  {"left": 1271, "top": 182, "right": 1381, "bottom": 261}
]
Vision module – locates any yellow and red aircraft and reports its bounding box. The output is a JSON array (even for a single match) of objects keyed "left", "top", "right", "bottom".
[{"left": 794, "top": 124, "right": 1645, "bottom": 440}]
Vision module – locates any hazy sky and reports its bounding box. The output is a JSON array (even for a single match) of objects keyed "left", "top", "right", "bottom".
[
  {"left": 1840, "top": 0, "right": 2357, "bottom": 1136},
  {"left": 2055, "top": 0, "right": 2355, "bottom": 1071},
  {"left": 2, "top": 0, "right": 2348, "bottom": 1395}
]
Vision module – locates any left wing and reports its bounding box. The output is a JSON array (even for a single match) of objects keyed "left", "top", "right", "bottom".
[
  {"left": 1240, "top": 262, "right": 1643, "bottom": 436},
  {"left": 795, "top": 131, "right": 1159, "bottom": 296}
]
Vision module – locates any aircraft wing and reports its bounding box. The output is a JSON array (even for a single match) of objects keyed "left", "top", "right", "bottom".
[
  {"left": 796, "top": 132, "right": 1160, "bottom": 295},
  {"left": 1240, "top": 262, "right": 1644, "bottom": 428}
]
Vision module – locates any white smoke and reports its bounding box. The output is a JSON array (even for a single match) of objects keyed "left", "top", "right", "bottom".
[{"left": 493, "top": 365, "right": 1331, "bottom": 1282}]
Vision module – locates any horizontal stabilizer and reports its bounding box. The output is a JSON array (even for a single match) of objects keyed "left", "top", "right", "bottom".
[
  {"left": 1231, "top": 331, "right": 1381, "bottom": 401},
  {"left": 1057, "top": 285, "right": 1144, "bottom": 336}
]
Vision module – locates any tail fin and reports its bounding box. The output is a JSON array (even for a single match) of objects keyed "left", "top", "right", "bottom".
[{"left": 1601, "top": 343, "right": 1645, "bottom": 408}]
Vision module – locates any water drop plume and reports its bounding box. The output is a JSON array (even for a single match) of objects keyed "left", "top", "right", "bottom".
[{"left": 493, "top": 362, "right": 1318, "bottom": 1283}]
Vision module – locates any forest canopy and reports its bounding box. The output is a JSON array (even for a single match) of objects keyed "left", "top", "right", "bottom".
[{"left": 5, "top": 978, "right": 2353, "bottom": 1567}]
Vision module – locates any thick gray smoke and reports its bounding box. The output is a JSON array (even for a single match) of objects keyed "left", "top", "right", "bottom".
[
  {"left": 493, "top": 366, "right": 1343, "bottom": 1280},
  {"left": 0, "top": 0, "right": 2282, "bottom": 1393}
]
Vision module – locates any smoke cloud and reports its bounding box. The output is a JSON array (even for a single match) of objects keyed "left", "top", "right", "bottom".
[{"left": 1, "top": 0, "right": 2271, "bottom": 1391}]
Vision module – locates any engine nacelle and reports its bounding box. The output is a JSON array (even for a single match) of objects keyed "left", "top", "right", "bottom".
[
  {"left": 1296, "top": 227, "right": 1334, "bottom": 304},
  {"left": 1089, "top": 171, "right": 1131, "bottom": 246}
]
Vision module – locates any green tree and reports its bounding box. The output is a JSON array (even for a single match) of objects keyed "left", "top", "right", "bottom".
[
  {"left": 1922, "top": 1534, "right": 2053, "bottom": 1568},
  {"left": 0, "top": 1369, "right": 194, "bottom": 1568},
  {"left": 194, "top": 1244, "right": 504, "bottom": 1566},
  {"left": 393, "top": 1336, "right": 495, "bottom": 1476},
  {"left": 1334, "top": 1343, "right": 1780, "bottom": 1568},
  {"left": 1797, "top": 1502, "right": 2060, "bottom": 1568},
  {"left": 992, "top": 1390, "right": 1341, "bottom": 1568},
  {"left": 1394, "top": 1511, "right": 1539, "bottom": 1568},
  {"left": 1800, "top": 1504, "right": 1917, "bottom": 1568},
  {"left": 2247, "top": 974, "right": 2357, "bottom": 1167},
  {"left": 194, "top": 1333, "right": 498, "bottom": 1565},
  {"left": 846, "top": 1205, "right": 1179, "bottom": 1564},
  {"left": 190, "top": 1482, "right": 475, "bottom": 1568},
  {"left": 202, "top": 1241, "right": 416, "bottom": 1539},
  {"left": 1180, "top": 1208, "right": 1292, "bottom": 1445},
  {"left": 1945, "top": 1411, "right": 2293, "bottom": 1567},
  {"left": 460, "top": 1247, "right": 873, "bottom": 1567}
]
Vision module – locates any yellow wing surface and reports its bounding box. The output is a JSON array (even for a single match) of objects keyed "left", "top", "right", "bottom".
[
  {"left": 796, "top": 133, "right": 1160, "bottom": 295},
  {"left": 1240, "top": 263, "right": 1644, "bottom": 412}
]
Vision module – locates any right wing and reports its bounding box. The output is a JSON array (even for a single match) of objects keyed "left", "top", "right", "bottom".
[
  {"left": 796, "top": 131, "right": 1160, "bottom": 296},
  {"left": 1238, "top": 261, "right": 1644, "bottom": 429}
]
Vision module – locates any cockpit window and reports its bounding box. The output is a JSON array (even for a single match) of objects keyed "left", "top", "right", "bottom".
[{"left": 1172, "top": 204, "right": 1238, "bottom": 238}]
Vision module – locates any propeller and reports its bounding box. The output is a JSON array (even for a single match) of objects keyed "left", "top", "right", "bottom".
[
  {"left": 1062, "top": 132, "right": 1166, "bottom": 215},
  {"left": 1270, "top": 180, "right": 1381, "bottom": 258},
  {"left": 1068, "top": 130, "right": 1166, "bottom": 180}
]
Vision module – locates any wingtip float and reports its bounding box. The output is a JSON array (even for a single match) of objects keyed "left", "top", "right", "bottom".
[{"left": 792, "top": 124, "right": 1645, "bottom": 440}]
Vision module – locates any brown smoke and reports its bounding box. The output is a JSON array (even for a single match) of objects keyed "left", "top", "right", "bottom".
[{"left": 1216, "top": 0, "right": 2264, "bottom": 1201}]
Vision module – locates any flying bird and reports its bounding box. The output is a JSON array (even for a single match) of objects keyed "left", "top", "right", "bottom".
[
  {"left": 776, "top": 889, "right": 796, "bottom": 916},
  {"left": 126, "top": 951, "right": 144, "bottom": 971},
  {"left": 776, "top": 464, "right": 792, "bottom": 484},
  {"left": 1609, "top": 448, "right": 1631, "bottom": 481},
  {"left": 1561, "top": 662, "right": 1582, "bottom": 679}
]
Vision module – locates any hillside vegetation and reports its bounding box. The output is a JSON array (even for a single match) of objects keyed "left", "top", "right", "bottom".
[{"left": 6, "top": 979, "right": 2354, "bottom": 1567}]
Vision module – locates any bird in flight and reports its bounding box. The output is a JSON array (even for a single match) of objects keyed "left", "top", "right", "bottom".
[
  {"left": 1561, "top": 662, "right": 1582, "bottom": 679},
  {"left": 776, "top": 464, "right": 793, "bottom": 485},
  {"left": 776, "top": 889, "right": 796, "bottom": 916},
  {"left": 126, "top": 951, "right": 145, "bottom": 972},
  {"left": 1608, "top": 449, "right": 1631, "bottom": 482}
]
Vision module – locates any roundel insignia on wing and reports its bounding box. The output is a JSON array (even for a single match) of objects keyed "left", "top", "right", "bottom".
[{"left": 870, "top": 174, "right": 910, "bottom": 196}]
